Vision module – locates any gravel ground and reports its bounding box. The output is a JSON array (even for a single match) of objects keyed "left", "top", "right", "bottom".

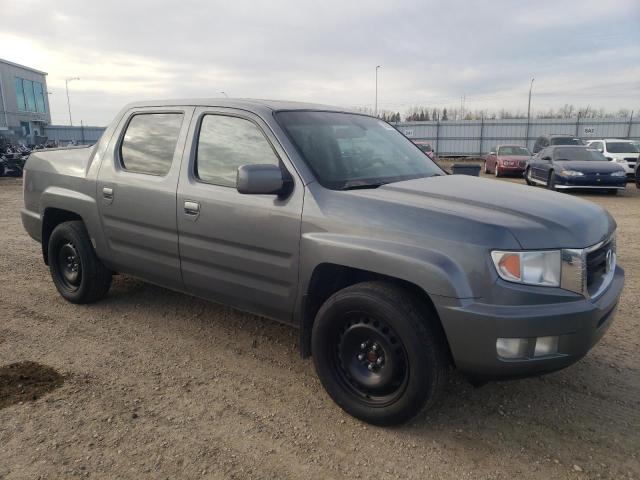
[{"left": 0, "top": 175, "right": 638, "bottom": 479}]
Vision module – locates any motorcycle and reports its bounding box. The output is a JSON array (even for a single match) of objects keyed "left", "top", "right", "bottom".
[{"left": 0, "top": 155, "right": 23, "bottom": 177}]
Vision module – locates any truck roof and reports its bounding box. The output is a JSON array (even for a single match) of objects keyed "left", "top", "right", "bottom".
[{"left": 122, "top": 98, "right": 357, "bottom": 115}]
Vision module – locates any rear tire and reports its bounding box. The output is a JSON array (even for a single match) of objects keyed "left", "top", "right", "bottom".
[
  {"left": 484, "top": 161, "right": 490, "bottom": 174},
  {"left": 311, "top": 281, "right": 449, "bottom": 426},
  {"left": 48, "top": 221, "right": 112, "bottom": 303},
  {"left": 547, "top": 171, "right": 557, "bottom": 191}
]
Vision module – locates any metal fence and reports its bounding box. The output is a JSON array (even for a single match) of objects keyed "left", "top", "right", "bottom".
[
  {"left": 394, "top": 117, "right": 639, "bottom": 156},
  {"left": 40, "top": 117, "right": 640, "bottom": 155},
  {"left": 43, "top": 125, "right": 106, "bottom": 146}
]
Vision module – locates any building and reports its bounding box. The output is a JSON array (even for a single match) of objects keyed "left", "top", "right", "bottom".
[{"left": 0, "top": 58, "right": 51, "bottom": 144}]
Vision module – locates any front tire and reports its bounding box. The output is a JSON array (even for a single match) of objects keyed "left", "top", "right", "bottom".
[
  {"left": 48, "top": 221, "right": 112, "bottom": 303},
  {"left": 311, "top": 281, "right": 449, "bottom": 426},
  {"left": 547, "top": 171, "right": 557, "bottom": 191},
  {"left": 524, "top": 167, "right": 534, "bottom": 186}
]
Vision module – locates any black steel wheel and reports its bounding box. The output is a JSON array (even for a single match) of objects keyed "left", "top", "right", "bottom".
[
  {"left": 48, "top": 221, "right": 112, "bottom": 303},
  {"left": 56, "top": 242, "right": 82, "bottom": 291},
  {"left": 312, "top": 281, "right": 449, "bottom": 426},
  {"left": 332, "top": 314, "right": 409, "bottom": 408}
]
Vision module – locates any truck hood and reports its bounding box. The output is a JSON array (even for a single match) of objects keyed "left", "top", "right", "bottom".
[
  {"left": 351, "top": 175, "right": 615, "bottom": 249},
  {"left": 553, "top": 160, "right": 625, "bottom": 173}
]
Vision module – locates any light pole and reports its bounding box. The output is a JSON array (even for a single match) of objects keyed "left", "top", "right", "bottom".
[
  {"left": 375, "top": 65, "right": 381, "bottom": 117},
  {"left": 65, "top": 77, "right": 80, "bottom": 126},
  {"left": 525, "top": 77, "right": 535, "bottom": 146}
]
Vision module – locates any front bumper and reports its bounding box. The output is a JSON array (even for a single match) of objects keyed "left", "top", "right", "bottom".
[
  {"left": 497, "top": 164, "right": 526, "bottom": 174},
  {"left": 555, "top": 174, "right": 626, "bottom": 189},
  {"left": 435, "top": 265, "right": 624, "bottom": 379}
]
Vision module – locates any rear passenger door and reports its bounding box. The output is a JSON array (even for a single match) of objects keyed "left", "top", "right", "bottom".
[
  {"left": 97, "top": 107, "right": 194, "bottom": 290},
  {"left": 176, "top": 108, "right": 303, "bottom": 323}
]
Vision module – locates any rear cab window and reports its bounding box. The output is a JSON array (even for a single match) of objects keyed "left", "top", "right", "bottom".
[{"left": 120, "top": 113, "right": 184, "bottom": 175}]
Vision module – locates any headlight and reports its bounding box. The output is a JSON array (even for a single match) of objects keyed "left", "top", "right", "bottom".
[
  {"left": 611, "top": 170, "right": 626, "bottom": 177},
  {"left": 559, "top": 170, "right": 584, "bottom": 177},
  {"left": 491, "top": 250, "right": 561, "bottom": 287}
]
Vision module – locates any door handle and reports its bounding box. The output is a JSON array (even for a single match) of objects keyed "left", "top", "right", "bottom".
[
  {"left": 102, "top": 186, "right": 114, "bottom": 199},
  {"left": 184, "top": 201, "right": 200, "bottom": 215}
]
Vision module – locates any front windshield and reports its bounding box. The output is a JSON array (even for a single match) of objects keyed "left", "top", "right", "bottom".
[
  {"left": 606, "top": 141, "right": 639, "bottom": 153},
  {"left": 498, "top": 146, "right": 530, "bottom": 156},
  {"left": 276, "top": 111, "right": 444, "bottom": 189},
  {"left": 551, "top": 137, "right": 584, "bottom": 146},
  {"left": 553, "top": 147, "right": 608, "bottom": 161}
]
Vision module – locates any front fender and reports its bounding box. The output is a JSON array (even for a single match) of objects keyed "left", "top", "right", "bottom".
[{"left": 299, "top": 233, "right": 474, "bottom": 300}]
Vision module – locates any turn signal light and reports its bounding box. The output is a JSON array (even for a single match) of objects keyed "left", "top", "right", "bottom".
[{"left": 498, "top": 254, "right": 521, "bottom": 281}]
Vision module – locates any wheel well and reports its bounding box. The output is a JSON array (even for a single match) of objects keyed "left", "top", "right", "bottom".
[
  {"left": 300, "top": 263, "right": 451, "bottom": 362},
  {"left": 42, "top": 208, "right": 82, "bottom": 265}
]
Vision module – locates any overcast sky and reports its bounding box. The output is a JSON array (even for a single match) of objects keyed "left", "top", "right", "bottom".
[{"left": 1, "top": 0, "right": 638, "bottom": 125}]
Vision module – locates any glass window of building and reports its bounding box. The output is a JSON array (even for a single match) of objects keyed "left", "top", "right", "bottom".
[
  {"left": 34, "top": 82, "right": 46, "bottom": 113},
  {"left": 23, "top": 79, "right": 36, "bottom": 112},
  {"left": 15, "top": 78, "right": 26, "bottom": 111}
]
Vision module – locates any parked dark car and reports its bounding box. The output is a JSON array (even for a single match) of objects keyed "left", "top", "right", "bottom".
[
  {"left": 484, "top": 145, "right": 531, "bottom": 176},
  {"left": 532, "top": 134, "right": 584, "bottom": 154},
  {"left": 525, "top": 145, "right": 626, "bottom": 194}
]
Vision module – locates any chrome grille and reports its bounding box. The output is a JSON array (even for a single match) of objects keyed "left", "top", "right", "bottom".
[
  {"left": 560, "top": 234, "right": 616, "bottom": 299},
  {"left": 585, "top": 237, "right": 616, "bottom": 299}
]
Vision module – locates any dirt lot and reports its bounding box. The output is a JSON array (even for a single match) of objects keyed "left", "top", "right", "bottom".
[{"left": 0, "top": 175, "right": 638, "bottom": 479}]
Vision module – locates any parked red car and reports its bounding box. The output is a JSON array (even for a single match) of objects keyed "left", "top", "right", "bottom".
[
  {"left": 412, "top": 140, "right": 438, "bottom": 162},
  {"left": 484, "top": 145, "right": 531, "bottom": 177}
]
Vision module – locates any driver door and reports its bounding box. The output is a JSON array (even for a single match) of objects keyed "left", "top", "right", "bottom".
[{"left": 176, "top": 107, "right": 303, "bottom": 323}]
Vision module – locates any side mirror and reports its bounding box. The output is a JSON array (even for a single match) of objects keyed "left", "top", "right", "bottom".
[{"left": 236, "top": 164, "right": 290, "bottom": 196}]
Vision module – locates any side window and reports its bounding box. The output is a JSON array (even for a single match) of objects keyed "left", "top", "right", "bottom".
[
  {"left": 120, "top": 113, "right": 184, "bottom": 176},
  {"left": 196, "top": 115, "right": 279, "bottom": 187},
  {"left": 533, "top": 138, "right": 542, "bottom": 153}
]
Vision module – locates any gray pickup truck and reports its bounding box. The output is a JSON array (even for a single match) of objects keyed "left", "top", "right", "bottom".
[{"left": 22, "top": 99, "right": 624, "bottom": 425}]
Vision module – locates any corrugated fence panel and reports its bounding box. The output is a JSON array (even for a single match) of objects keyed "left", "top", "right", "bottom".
[
  {"left": 38, "top": 118, "right": 640, "bottom": 154},
  {"left": 395, "top": 117, "right": 639, "bottom": 156},
  {"left": 43, "top": 125, "right": 106, "bottom": 145}
]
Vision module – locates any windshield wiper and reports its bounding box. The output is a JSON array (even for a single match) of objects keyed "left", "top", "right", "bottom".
[{"left": 339, "top": 180, "right": 388, "bottom": 190}]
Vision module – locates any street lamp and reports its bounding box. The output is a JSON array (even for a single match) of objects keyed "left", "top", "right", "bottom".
[
  {"left": 525, "top": 77, "right": 535, "bottom": 147},
  {"left": 65, "top": 77, "right": 80, "bottom": 126},
  {"left": 375, "top": 65, "right": 381, "bottom": 117}
]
